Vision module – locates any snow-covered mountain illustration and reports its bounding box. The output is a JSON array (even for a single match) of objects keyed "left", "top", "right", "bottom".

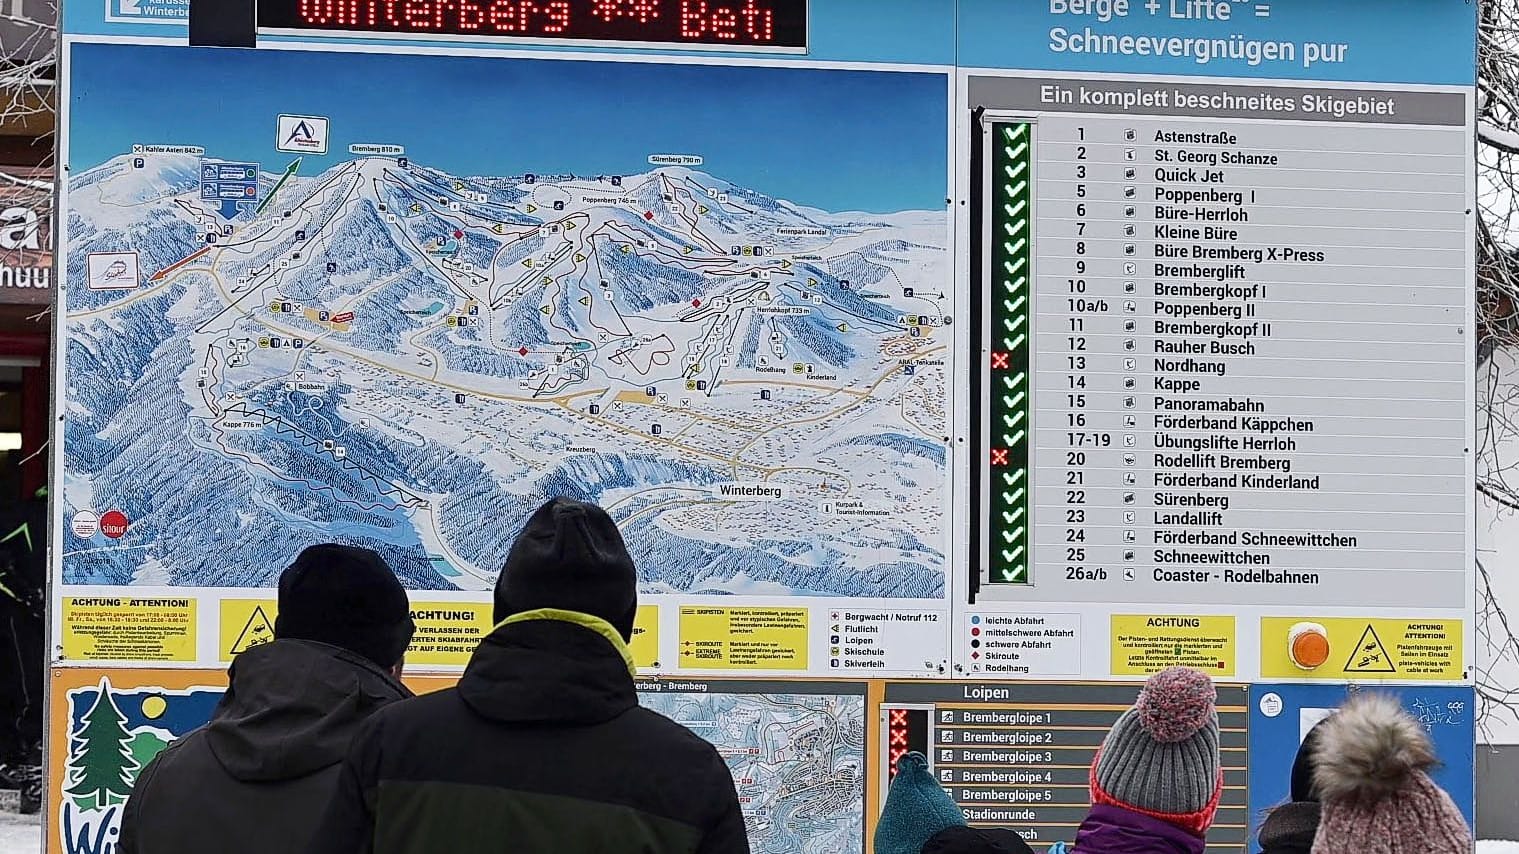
[{"left": 62, "top": 153, "right": 950, "bottom": 596}]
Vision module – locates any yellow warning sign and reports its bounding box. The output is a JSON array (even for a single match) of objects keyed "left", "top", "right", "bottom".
[
  {"left": 1261, "top": 617, "right": 1463, "bottom": 680},
  {"left": 220, "top": 599, "right": 278, "bottom": 661},
  {"left": 407, "top": 602, "right": 494, "bottom": 667},
  {"left": 678, "top": 606, "right": 807, "bottom": 670},
  {"left": 629, "top": 605, "right": 659, "bottom": 669},
  {"left": 62, "top": 597, "right": 197, "bottom": 662},
  {"left": 1110, "top": 615, "right": 1235, "bottom": 676}
]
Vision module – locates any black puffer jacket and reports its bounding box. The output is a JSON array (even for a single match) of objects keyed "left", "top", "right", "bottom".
[
  {"left": 305, "top": 611, "right": 748, "bottom": 854},
  {"left": 118, "top": 640, "right": 411, "bottom": 854}
]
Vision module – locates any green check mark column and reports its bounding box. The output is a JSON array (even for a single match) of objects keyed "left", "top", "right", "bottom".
[{"left": 990, "top": 122, "right": 1033, "bottom": 585}]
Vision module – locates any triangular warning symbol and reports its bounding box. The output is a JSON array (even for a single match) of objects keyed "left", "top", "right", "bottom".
[
  {"left": 230, "top": 606, "right": 275, "bottom": 655},
  {"left": 1344, "top": 624, "right": 1397, "bottom": 674}
]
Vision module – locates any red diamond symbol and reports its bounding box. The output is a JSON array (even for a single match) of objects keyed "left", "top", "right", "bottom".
[
  {"left": 692, "top": 299, "right": 701, "bottom": 308},
  {"left": 518, "top": 347, "right": 529, "bottom": 356}
]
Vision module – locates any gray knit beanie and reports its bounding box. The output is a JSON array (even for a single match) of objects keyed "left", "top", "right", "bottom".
[{"left": 1090, "top": 666, "right": 1223, "bottom": 834}]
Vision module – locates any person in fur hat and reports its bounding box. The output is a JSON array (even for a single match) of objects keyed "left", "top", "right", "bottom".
[
  {"left": 1309, "top": 692, "right": 1470, "bottom": 854},
  {"left": 1071, "top": 666, "right": 1223, "bottom": 854}
]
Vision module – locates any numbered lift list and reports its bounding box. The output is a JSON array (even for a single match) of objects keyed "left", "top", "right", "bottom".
[{"left": 976, "top": 77, "right": 1471, "bottom": 608}]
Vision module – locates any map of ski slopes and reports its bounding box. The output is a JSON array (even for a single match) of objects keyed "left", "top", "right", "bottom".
[
  {"left": 60, "top": 45, "right": 951, "bottom": 596},
  {"left": 640, "top": 689, "right": 865, "bottom": 853}
]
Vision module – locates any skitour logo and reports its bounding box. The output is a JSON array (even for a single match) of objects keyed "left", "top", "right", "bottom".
[{"left": 276, "top": 114, "right": 329, "bottom": 154}]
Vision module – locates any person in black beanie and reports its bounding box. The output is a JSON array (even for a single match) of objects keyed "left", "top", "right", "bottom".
[
  {"left": 119, "top": 544, "right": 415, "bottom": 854},
  {"left": 276, "top": 543, "right": 417, "bottom": 675},
  {"left": 1257, "top": 719, "right": 1329, "bottom": 854},
  {"left": 308, "top": 498, "right": 749, "bottom": 854}
]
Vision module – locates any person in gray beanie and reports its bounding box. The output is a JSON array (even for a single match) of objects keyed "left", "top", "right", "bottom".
[{"left": 1072, "top": 666, "right": 1223, "bottom": 854}]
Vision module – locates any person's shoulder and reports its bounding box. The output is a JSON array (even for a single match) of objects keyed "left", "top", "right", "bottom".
[
  {"left": 624, "top": 707, "right": 729, "bottom": 767},
  {"left": 144, "top": 726, "right": 210, "bottom": 770},
  {"left": 365, "top": 686, "right": 466, "bottom": 728},
  {"left": 128, "top": 726, "right": 212, "bottom": 796}
]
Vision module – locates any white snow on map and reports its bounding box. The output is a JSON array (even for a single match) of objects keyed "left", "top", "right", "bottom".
[
  {"left": 639, "top": 690, "right": 865, "bottom": 854},
  {"left": 61, "top": 152, "right": 950, "bottom": 596}
]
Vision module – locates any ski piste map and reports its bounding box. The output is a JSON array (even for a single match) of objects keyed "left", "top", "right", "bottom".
[
  {"left": 640, "top": 689, "right": 865, "bottom": 852},
  {"left": 60, "top": 47, "right": 952, "bottom": 600}
]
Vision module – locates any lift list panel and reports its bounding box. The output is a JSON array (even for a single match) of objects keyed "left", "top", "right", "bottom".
[{"left": 976, "top": 77, "right": 1472, "bottom": 611}]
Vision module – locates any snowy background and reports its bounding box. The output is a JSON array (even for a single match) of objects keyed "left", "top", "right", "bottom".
[{"left": 0, "top": 812, "right": 38, "bottom": 852}]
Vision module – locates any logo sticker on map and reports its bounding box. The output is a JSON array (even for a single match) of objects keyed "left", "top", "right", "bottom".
[
  {"left": 70, "top": 511, "right": 99, "bottom": 539},
  {"left": 276, "top": 114, "right": 329, "bottom": 154}
]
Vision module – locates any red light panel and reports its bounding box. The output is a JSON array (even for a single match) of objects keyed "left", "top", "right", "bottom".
[{"left": 261, "top": 0, "right": 807, "bottom": 49}]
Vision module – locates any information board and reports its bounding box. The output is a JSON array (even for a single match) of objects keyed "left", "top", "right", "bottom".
[
  {"left": 55, "top": 43, "right": 956, "bottom": 680},
  {"left": 881, "top": 681, "right": 1250, "bottom": 852},
  {"left": 956, "top": 2, "right": 1478, "bottom": 685},
  {"left": 47, "top": 3, "right": 1479, "bottom": 854}
]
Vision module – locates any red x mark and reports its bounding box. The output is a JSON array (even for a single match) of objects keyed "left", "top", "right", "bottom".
[
  {"left": 991, "top": 448, "right": 1009, "bottom": 466},
  {"left": 991, "top": 351, "right": 1010, "bottom": 370}
]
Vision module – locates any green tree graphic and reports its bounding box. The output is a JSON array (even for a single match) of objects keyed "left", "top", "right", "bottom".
[{"left": 65, "top": 679, "right": 140, "bottom": 810}]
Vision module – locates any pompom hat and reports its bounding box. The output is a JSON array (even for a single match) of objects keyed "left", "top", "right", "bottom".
[
  {"left": 1310, "top": 693, "right": 1470, "bottom": 854},
  {"left": 1089, "top": 666, "right": 1223, "bottom": 835}
]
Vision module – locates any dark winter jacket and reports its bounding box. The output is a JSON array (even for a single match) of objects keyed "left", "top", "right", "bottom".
[
  {"left": 1073, "top": 804, "right": 1207, "bottom": 854},
  {"left": 117, "top": 639, "right": 412, "bottom": 854},
  {"left": 305, "top": 609, "right": 749, "bottom": 854},
  {"left": 1257, "top": 802, "right": 1320, "bottom": 854},
  {"left": 922, "top": 826, "right": 1036, "bottom": 854}
]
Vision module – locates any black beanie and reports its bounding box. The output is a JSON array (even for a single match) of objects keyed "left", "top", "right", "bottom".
[
  {"left": 1290, "top": 718, "right": 1330, "bottom": 802},
  {"left": 275, "top": 544, "right": 415, "bottom": 669},
  {"left": 494, "top": 498, "right": 638, "bottom": 640}
]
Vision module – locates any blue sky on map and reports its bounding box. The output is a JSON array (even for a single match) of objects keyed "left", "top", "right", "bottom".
[{"left": 68, "top": 43, "right": 947, "bottom": 213}]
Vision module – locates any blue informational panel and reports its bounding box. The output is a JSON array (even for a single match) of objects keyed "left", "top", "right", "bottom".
[
  {"left": 1247, "top": 684, "right": 1476, "bottom": 846},
  {"left": 198, "top": 161, "right": 261, "bottom": 220}
]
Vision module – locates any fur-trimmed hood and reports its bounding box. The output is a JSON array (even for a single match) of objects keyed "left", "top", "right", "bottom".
[{"left": 1311, "top": 693, "right": 1436, "bottom": 802}]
